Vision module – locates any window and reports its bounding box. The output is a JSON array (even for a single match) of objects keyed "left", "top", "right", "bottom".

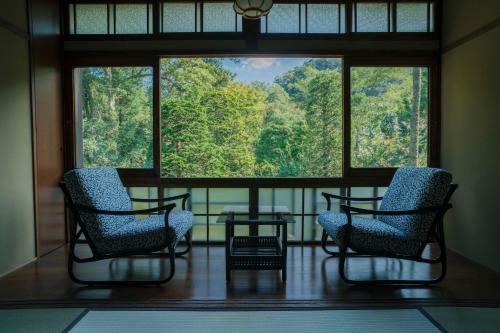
[
  {"left": 353, "top": 2, "right": 391, "bottom": 32},
  {"left": 262, "top": 4, "right": 300, "bottom": 33},
  {"left": 307, "top": 4, "right": 346, "bottom": 34},
  {"left": 352, "top": 1, "right": 435, "bottom": 33},
  {"left": 69, "top": 3, "right": 153, "bottom": 34},
  {"left": 261, "top": 3, "right": 346, "bottom": 34},
  {"left": 160, "top": 57, "right": 343, "bottom": 178},
  {"left": 115, "top": 4, "right": 153, "bottom": 34},
  {"left": 160, "top": 1, "right": 242, "bottom": 33},
  {"left": 397, "top": 2, "right": 433, "bottom": 32},
  {"left": 73, "top": 66, "right": 154, "bottom": 168},
  {"left": 203, "top": 2, "right": 242, "bottom": 32},
  {"left": 162, "top": 2, "right": 198, "bottom": 32},
  {"left": 350, "top": 67, "right": 429, "bottom": 168},
  {"left": 71, "top": 4, "right": 108, "bottom": 34},
  {"left": 67, "top": 1, "right": 435, "bottom": 35},
  {"left": 73, "top": 60, "right": 433, "bottom": 176}
]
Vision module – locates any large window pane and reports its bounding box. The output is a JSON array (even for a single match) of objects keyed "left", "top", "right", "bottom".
[
  {"left": 160, "top": 57, "right": 342, "bottom": 177},
  {"left": 350, "top": 67, "right": 429, "bottom": 168},
  {"left": 74, "top": 67, "right": 153, "bottom": 168}
]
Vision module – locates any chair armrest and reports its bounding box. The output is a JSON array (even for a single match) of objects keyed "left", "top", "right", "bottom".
[
  {"left": 73, "top": 203, "right": 176, "bottom": 217},
  {"left": 339, "top": 204, "right": 452, "bottom": 248},
  {"left": 321, "top": 192, "right": 384, "bottom": 210},
  {"left": 73, "top": 203, "right": 176, "bottom": 228},
  {"left": 130, "top": 193, "right": 190, "bottom": 210}
]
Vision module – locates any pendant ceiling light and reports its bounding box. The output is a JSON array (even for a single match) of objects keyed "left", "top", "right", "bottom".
[{"left": 234, "top": 0, "right": 273, "bottom": 20}]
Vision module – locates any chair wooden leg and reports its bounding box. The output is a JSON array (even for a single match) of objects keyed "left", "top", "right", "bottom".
[
  {"left": 174, "top": 230, "right": 192, "bottom": 257},
  {"left": 322, "top": 230, "right": 374, "bottom": 258},
  {"left": 321, "top": 230, "right": 340, "bottom": 256},
  {"left": 337, "top": 245, "right": 447, "bottom": 286},
  {"left": 68, "top": 244, "right": 177, "bottom": 286}
]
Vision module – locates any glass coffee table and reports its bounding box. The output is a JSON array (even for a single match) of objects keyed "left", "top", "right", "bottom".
[{"left": 217, "top": 205, "right": 295, "bottom": 283}]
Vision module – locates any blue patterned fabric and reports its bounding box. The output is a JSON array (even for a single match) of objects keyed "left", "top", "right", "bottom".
[
  {"left": 63, "top": 168, "right": 193, "bottom": 255},
  {"left": 318, "top": 167, "right": 452, "bottom": 256},
  {"left": 64, "top": 168, "right": 134, "bottom": 252},
  {"left": 318, "top": 211, "right": 421, "bottom": 255},
  {"left": 379, "top": 167, "right": 452, "bottom": 241},
  {"left": 104, "top": 211, "right": 194, "bottom": 254}
]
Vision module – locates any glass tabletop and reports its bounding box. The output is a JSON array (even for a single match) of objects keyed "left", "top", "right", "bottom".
[{"left": 217, "top": 205, "right": 296, "bottom": 224}]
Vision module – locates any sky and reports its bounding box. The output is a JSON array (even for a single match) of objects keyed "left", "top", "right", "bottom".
[{"left": 220, "top": 57, "right": 310, "bottom": 84}]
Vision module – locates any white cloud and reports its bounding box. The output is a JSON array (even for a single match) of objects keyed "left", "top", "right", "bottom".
[{"left": 242, "top": 58, "right": 280, "bottom": 70}]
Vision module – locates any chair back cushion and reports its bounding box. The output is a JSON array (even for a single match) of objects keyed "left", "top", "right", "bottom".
[
  {"left": 63, "top": 168, "right": 133, "bottom": 251},
  {"left": 379, "top": 167, "right": 452, "bottom": 241}
]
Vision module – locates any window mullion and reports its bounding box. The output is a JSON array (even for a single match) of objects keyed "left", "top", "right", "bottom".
[{"left": 153, "top": 57, "right": 162, "bottom": 177}]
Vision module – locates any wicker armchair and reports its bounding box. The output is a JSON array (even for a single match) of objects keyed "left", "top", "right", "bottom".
[
  {"left": 318, "top": 167, "right": 457, "bottom": 285},
  {"left": 60, "top": 167, "right": 193, "bottom": 286}
]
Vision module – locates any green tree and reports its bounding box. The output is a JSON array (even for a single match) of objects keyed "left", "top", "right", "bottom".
[
  {"left": 161, "top": 98, "right": 224, "bottom": 177},
  {"left": 350, "top": 67, "right": 428, "bottom": 167},
  {"left": 80, "top": 67, "right": 153, "bottom": 168},
  {"left": 203, "top": 82, "right": 266, "bottom": 176},
  {"left": 80, "top": 58, "right": 428, "bottom": 179},
  {"left": 302, "top": 70, "right": 343, "bottom": 177},
  {"left": 255, "top": 84, "right": 306, "bottom": 176}
]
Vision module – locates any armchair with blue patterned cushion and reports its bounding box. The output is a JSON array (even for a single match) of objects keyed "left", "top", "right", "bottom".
[
  {"left": 60, "top": 167, "right": 194, "bottom": 286},
  {"left": 318, "top": 167, "right": 457, "bottom": 285}
]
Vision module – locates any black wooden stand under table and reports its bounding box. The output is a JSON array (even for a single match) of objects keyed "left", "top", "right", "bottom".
[{"left": 217, "top": 205, "right": 295, "bottom": 283}]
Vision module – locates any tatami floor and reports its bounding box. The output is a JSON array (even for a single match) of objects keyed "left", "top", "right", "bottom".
[
  {"left": 1, "top": 244, "right": 499, "bottom": 308},
  {"left": 3, "top": 306, "right": 500, "bottom": 333}
]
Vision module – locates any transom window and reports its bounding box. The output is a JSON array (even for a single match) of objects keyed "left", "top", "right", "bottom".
[{"left": 66, "top": 1, "right": 435, "bottom": 35}]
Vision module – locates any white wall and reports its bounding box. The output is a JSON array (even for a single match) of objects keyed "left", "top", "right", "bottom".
[
  {"left": 0, "top": 3, "right": 36, "bottom": 276},
  {"left": 441, "top": 0, "right": 500, "bottom": 272}
]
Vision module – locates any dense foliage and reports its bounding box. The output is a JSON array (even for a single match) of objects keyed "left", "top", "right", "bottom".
[
  {"left": 78, "top": 67, "right": 153, "bottom": 168},
  {"left": 79, "top": 59, "right": 427, "bottom": 176}
]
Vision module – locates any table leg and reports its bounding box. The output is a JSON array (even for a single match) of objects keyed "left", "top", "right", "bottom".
[
  {"left": 225, "top": 222, "right": 231, "bottom": 282},
  {"left": 282, "top": 222, "right": 287, "bottom": 282}
]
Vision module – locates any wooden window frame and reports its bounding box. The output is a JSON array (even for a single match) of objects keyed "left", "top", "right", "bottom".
[
  {"left": 343, "top": 57, "right": 439, "bottom": 179},
  {"left": 64, "top": 54, "right": 440, "bottom": 189},
  {"left": 64, "top": 57, "right": 161, "bottom": 180}
]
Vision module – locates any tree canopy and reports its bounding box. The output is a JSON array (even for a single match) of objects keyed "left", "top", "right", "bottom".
[{"left": 78, "top": 58, "right": 428, "bottom": 176}]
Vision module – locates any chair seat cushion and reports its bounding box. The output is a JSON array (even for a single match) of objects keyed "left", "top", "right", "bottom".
[
  {"left": 318, "top": 211, "right": 421, "bottom": 256},
  {"left": 101, "top": 211, "right": 194, "bottom": 255}
]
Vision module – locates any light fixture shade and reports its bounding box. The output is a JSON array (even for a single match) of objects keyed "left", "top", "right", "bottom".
[{"left": 234, "top": 0, "right": 273, "bottom": 20}]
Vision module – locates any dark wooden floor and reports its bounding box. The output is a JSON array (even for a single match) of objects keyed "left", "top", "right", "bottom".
[{"left": 1, "top": 244, "right": 500, "bottom": 308}]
